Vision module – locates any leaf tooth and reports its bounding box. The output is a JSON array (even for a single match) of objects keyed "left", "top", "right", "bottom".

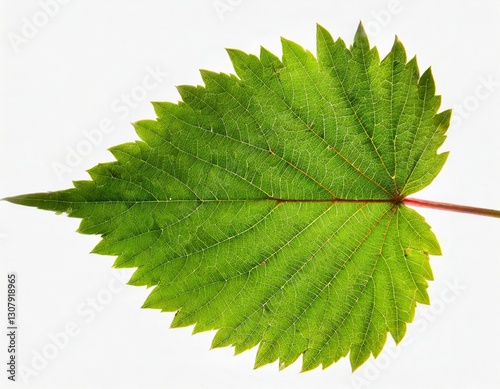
[
  {"left": 226, "top": 48, "right": 262, "bottom": 81},
  {"left": 151, "top": 101, "right": 178, "bottom": 119},
  {"left": 418, "top": 67, "right": 437, "bottom": 99},
  {"left": 316, "top": 23, "right": 335, "bottom": 56},
  {"left": 316, "top": 23, "right": 348, "bottom": 68},
  {"left": 254, "top": 340, "right": 277, "bottom": 369},
  {"left": 301, "top": 349, "right": 322, "bottom": 372},
  {"left": 176, "top": 83, "right": 200, "bottom": 104},
  {"left": 434, "top": 109, "right": 452, "bottom": 135},
  {"left": 315, "top": 23, "right": 331, "bottom": 40},
  {"left": 352, "top": 21, "right": 370, "bottom": 52},
  {"left": 259, "top": 45, "right": 283, "bottom": 68},
  {"left": 390, "top": 319, "right": 408, "bottom": 345},
  {"left": 281, "top": 36, "right": 316, "bottom": 68},
  {"left": 211, "top": 328, "right": 233, "bottom": 350},
  {"left": 199, "top": 68, "right": 224, "bottom": 85},
  {"left": 349, "top": 344, "right": 371, "bottom": 372},
  {"left": 133, "top": 119, "right": 164, "bottom": 146},
  {"left": 382, "top": 35, "right": 407, "bottom": 66}
]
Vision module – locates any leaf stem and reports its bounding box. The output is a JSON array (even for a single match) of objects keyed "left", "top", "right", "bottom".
[{"left": 402, "top": 198, "right": 500, "bottom": 218}]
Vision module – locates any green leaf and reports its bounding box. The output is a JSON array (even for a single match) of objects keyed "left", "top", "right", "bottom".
[{"left": 6, "top": 23, "right": 450, "bottom": 371}]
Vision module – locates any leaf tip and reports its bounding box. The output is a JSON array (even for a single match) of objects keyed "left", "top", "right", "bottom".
[
  {"left": 3, "top": 194, "right": 36, "bottom": 206},
  {"left": 3, "top": 196, "right": 18, "bottom": 204}
]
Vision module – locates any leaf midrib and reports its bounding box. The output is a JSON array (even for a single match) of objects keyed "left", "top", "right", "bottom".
[{"left": 9, "top": 196, "right": 402, "bottom": 205}]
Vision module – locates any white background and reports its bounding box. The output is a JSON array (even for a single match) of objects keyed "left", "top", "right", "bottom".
[{"left": 1, "top": 1, "right": 499, "bottom": 388}]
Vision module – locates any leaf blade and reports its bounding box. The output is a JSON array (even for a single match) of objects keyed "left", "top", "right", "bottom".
[{"left": 5, "top": 24, "right": 449, "bottom": 371}]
